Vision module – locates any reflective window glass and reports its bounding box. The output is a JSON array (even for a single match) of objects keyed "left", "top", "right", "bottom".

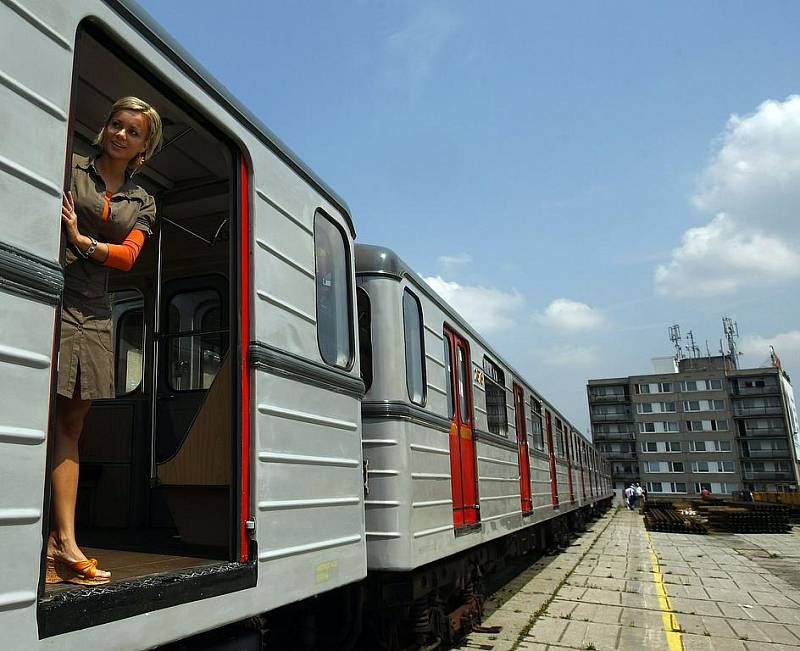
[{"left": 315, "top": 212, "right": 353, "bottom": 368}]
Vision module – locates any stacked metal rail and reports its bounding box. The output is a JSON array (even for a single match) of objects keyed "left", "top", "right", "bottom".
[
  {"left": 695, "top": 502, "right": 791, "bottom": 534},
  {"left": 642, "top": 501, "right": 708, "bottom": 534}
]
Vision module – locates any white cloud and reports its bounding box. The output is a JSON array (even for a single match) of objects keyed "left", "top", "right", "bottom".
[
  {"left": 423, "top": 275, "right": 524, "bottom": 334},
  {"left": 656, "top": 96, "right": 800, "bottom": 297},
  {"left": 437, "top": 252, "right": 472, "bottom": 267},
  {"left": 655, "top": 214, "right": 800, "bottom": 297},
  {"left": 693, "top": 96, "right": 800, "bottom": 234},
  {"left": 383, "top": 5, "right": 458, "bottom": 90},
  {"left": 538, "top": 298, "right": 606, "bottom": 331},
  {"left": 740, "top": 330, "right": 800, "bottom": 371},
  {"left": 535, "top": 344, "right": 599, "bottom": 368}
]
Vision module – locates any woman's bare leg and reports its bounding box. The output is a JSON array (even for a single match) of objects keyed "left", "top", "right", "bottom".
[{"left": 47, "top": 387, "right": 111, "bottom": 578}]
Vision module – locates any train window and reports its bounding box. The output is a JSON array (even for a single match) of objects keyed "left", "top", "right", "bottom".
[
  {"left": 444, "top": 339, "right": 455, "bottom": 418},
  {"left": 315, "top": 211, "right": 353, "bottom": 369},
  {"left": 457, "top": 345, "right": 470, "bottom": 423},
  {"left": 167, "top": 289, "right": 226, "bottom": 391},
  {"left": 530, "top": 400, "right": 544, "bottom": 450},
  {"left": 483, "top": 357, "right": 507, "bottom": 436},
  {"left": 357, "top": 288, "right": 373, "bottom": 392},
  {"left": 402, "top": 289, "right": 426, "bottom": 405},
  {"left": 555, "top": 419, "right": 565, "bottom": 456},
  {"left": 113, "top": 290, "right": 144, "bottom": 396}
]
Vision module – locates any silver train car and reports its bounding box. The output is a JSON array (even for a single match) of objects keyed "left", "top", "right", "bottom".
[
  {"left": 355, "top": 244, "right": 612, "bottom": 644},
  {"left": 1, "top": 1, "right": 611, "bottom": 648},
  {"left": 2, "top": 1, "right": 365, "bottom": 648}
]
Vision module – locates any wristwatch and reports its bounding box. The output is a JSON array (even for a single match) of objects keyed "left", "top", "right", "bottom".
[{"left": 82, "top": 237, "right": 98, "bottom": 259}]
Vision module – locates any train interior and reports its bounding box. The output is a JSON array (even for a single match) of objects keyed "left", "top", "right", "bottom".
[{"left": 44, "top": 26, "right": 238, "bottom": 597}]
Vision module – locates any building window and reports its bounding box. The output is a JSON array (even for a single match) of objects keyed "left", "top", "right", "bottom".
[
  {"left": 315, "top": 212, "right": 353, "bottom": 369},
  {"left": 637, "top": 402, "right": 675, "bottom": 414},
  {"left": 402, "top": 290, "right": 425, "bottom": 405},
  {"left": 484, "top": 357, "right": 507, "bottom": 436},
  {"left": 357, "top": 288, "right": 372, "bottom": 392},
  {"left": 647, "top": 482, "right": 686, "bottom": 494}
]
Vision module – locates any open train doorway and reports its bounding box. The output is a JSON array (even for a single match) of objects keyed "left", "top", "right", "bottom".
[{"left": 40, "top": 21, "right": 250, "bottom": 634}]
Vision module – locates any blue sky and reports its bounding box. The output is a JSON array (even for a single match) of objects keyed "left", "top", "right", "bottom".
[{"left": 138, "top": 1, "right": 800, "bottom": 434}]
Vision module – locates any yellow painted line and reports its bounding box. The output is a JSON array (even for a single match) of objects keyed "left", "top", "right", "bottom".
[{"left": 645, "top": 530, "right": 685, "bottom": 651}]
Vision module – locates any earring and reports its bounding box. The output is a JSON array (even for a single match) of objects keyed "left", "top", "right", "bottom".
[{"left": 137, "top": 153, "right": 146, "bottom": 166}]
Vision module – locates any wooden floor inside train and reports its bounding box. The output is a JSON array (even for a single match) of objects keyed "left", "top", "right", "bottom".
[{"left": 45, "top": 547, "right": 220, "bottom": 595}]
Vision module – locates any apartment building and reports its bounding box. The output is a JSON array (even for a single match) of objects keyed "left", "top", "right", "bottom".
[{"left": 588, "top": 355, "right": 800, "bottom": 498}]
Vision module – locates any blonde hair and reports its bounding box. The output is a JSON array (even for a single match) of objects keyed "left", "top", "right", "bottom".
[{"left": 93, "top": 96, "right": 163, "bottom": 169}]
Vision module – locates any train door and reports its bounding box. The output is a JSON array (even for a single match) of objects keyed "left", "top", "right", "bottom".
[
  {"left": 566, "top": 431, "right": 575, "bottom": 504},
  {"left": 443, "top": 327, "right": 479, "bottom": 528},
  {"left": 36, "top": 21, "right": 255, "bottom": 639},
  {"left": 545, "top": 410, "right": 559, "bottom": 507},
  {"left": 512, "top": 383, "right": 532, "bottom": 514},
  {"left": 580, "top": 441, "right": 587, "bottom": 501}
]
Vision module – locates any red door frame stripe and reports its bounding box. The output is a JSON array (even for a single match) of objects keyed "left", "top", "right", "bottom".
[{"left": 239, "top": 158, "right": 251, "bottom": 562}]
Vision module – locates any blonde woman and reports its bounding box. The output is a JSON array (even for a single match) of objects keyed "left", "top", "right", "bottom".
[{"left": 47, "top": 97, "right": 162, "bottom": 585}]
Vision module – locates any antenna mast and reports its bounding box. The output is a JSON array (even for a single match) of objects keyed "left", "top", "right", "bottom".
[
  {"left": 686, "top": 330, "right": 700, "bottom": 358},
  {"left": 722, "top": 316, "right": 740, "bottom": 370},
  {"left": 669, "top": 324, "right": 683, "bottom": 362}
]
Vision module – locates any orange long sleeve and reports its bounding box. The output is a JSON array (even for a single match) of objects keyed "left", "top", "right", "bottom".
[{"left": 102, "top": 229, "right": 146, "bottom": 272}]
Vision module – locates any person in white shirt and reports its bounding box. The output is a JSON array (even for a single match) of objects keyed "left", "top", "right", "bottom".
[{"left": 623, "top": 485, "right": 633, "bottom": 510}]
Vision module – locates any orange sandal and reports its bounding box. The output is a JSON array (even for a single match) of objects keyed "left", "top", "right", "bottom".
[
  {"left": 45, "top": 556, "right": 63, "bottom": 584},
  {"left": 47, "top": 556, "right": 111, "bottom": 585}
]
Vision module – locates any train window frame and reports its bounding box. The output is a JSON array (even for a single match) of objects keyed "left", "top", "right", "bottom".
[
  {"left": 530, "top": 398, "right": 545, "bottom": 450},
  {"left": 112, "top": 289, "right": 145, "bottom": 397},
  {"left": 402, "top": 289, "right": 426, "bottom": 406},
  {"left": 314, "top": 209, "right": 354, "bottom": 370},
  {"left": 357, "top": 287, "right": 373, "bottom": 393},
  {"left": 165, "top": 287, "right": 227, "bottom": 393},
  {"left": 483, "top": 356, "right": 508, "bottom": 436},
  {"left": 444, "top": 336, "right": 455, "bottom": 419}
]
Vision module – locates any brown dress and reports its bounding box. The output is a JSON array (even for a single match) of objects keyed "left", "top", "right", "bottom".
[{"left": 57, "top": 154, "right": 155, "bottom": 400}]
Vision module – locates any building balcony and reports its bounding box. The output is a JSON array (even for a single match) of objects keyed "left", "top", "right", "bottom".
[
  {"left": 604, "top": 451, "right": 638, "bottom": 460},
  {"left": 588, "top": 393, "right": 630, "bottom": 403},
  {"left": 733, "top": 406, "right": 783, "bottom": 417},
  {"left": 590, "top": 413, "right": 633, "bottom": 422},
  {"left": 731, "top": 385, "right": 780, "bottom": 396},
  {"left": 741, "top": 450, "right": 792, "bottom": 459},
  {"left": 612, "top": 469, "right": 639, "bottom": 479},
  {"left": 740, "top": 427, "right": 787, "bottom": 437},
  {"left": 742, "top": 470, "right": 795, "bottom": 481},
  {"left": 593, "top": 431, "right": 636, "bottom": 441}
]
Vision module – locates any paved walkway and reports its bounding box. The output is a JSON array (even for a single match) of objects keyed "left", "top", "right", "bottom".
[{"left": 459, "top": 507, "right": 800, "bottom": 651}]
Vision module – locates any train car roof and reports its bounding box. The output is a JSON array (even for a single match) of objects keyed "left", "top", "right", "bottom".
[
  {"left": 355, "top": 243, "right": 588, "bottom": 439},
  {"left": 111, "top": 0, "right": 355, "bottom": 237}
]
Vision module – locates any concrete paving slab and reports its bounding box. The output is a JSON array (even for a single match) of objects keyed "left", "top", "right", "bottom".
[{"left": 459, "top": 508, "right": 800, "bottom": 650}]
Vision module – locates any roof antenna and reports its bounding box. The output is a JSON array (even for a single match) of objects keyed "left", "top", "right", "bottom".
[
  {"left": 669, "top": 324, "right": 683, "bottom": 362},
  {"left": 686, "top": 330, "right": 700, "bottom": 358},
  {"left": 722, "top": 316, "right": 740, "bottom": 370}
]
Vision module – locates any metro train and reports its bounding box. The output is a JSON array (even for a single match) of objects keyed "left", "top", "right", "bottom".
[{"left": 0, "top": 1, "right": 612, "bottom": 649}]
